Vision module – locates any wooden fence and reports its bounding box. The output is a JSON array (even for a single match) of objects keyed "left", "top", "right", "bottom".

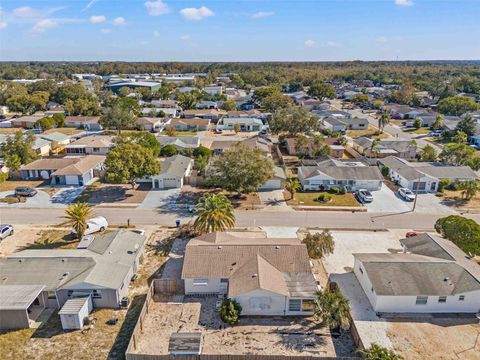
[
  {"left": 153, "top": 279, "right": 177, "bottom": 295},
  {"left": 127, "top": 280, "right": 155, "bottom": 355}
]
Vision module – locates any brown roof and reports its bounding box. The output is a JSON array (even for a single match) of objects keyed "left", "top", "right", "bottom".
[
  {"left": 171, "top": 117, "right": 210, "bottom": 126},
  {"left": 136, "top": 117, "right": 163, "bottom": 125},
  {"left": 21, "top": 158, "right": 78, "bottom": 171},
  {"left": 183, "top": 109, "right": 226, "bottom": 116},
  {"left": 226, "top": 110, "right": 262, "bottom": 117},
  {"left": 67, "top": 135, "right": 113, "bottom": 148},
  {"left": 51, "top": 155, "right": 105, "bottom": 176},
  {"left": 182, "top": 232, "right": 315, "bottom": 297},
  {"left": 65, "top": 116, "right": 100, "bottom": 124}
]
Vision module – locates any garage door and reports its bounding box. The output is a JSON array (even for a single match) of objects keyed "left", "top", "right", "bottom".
[
  {"left": 260, "top": 180, "right": 282, "bottom": 190},
  {"left": 163, "top": 178, "right": 178, "bottom": 188},
  {"left": 413, "top": 182, "right": 426, "bottom": 191}
]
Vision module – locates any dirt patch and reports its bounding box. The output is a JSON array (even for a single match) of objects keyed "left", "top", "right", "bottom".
[
  {"left": 387, "top": 316, "right": 480, "bottom": 360},
  {"left": 0, "top": 196, "right": 27, "bottom": 204},
  {"left": 43, "top": 127, "right": 83, "bottom": 136},
  {"left": 439, "top": 190, "right": 480, "bottom": 210},
  {"left": 0, "top": 180, "right": 46, "bottom": 192},
  {"left": 77, "top": 182, "right": 151, "bottom": 205},
  {"left": 25, "top": 230, "right": 79, "bottom": 250}
]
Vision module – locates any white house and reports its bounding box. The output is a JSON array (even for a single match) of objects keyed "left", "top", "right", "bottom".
[
  {"left": 181, "top": 232, "right": 318, "bottom": 316},
  {"left": 219, "top": 117, "right": 266, "bottom": 132},
  {"left": 353, "top": 233, "right": 480, "bottom": 314},
  {"left": 150, "top": 155, "right": 193, "bottom": 189},
  {"left": 378, "top": 156, "right": 478, "bottom": 192},
  {"left": 259, "top": 166, "right": 287, "bottom": 190},
  {"left": 65, "top": 135, "right": 114, "bottom": 156}
]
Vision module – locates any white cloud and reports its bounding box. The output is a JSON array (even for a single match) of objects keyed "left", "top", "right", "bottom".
[
  {"left": 180, "top": 6, "right": 214, "bottom": 21},
  {"left": 304, "top": 39, "right": 317, "bottom": 48},
  {"left": 83, "top": 0, "right": 97, "bottom": 11},
  {"left": 145, "top": 1, "right": 170, "bottom": 16},
  {"left": 100, "top": 28, "right": 111, "bottom": 34},
  {"left": 112, "top": 17, "right": 126, "bottom": 26},
  {"left": 394, "top": 0, "right": 414, "bottom": 6},
  {"left": 252, "top": 11, "right": 274, "bottom": 19},
  {"left": 153, "top": 30, "right": 160, "bottom": 37},
  {"left": 376, "top": 36, "right": 388, "bottom": 44},
  {"left": 325, "top": 41, "right": 340, "bottom": 48},
  {"left": 0, "top": 21, "right": 7, "bottom": 29},
  {"left": 13, "top": 6, "right": 64, "bottom": 18},
  {"left": 32, "top": 19, "right": 58, "bottom": 33},
  {"left": 90, "top": 15, "right": 106, "bottom": 23},
  {"left": 180, "top": 34, "right": 191, "bottom": 41}
]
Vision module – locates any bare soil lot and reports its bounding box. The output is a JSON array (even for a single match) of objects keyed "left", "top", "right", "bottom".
[
  {"left": 77, "top": 182, "right": 151, "bottom": 205},
  {"left": 133, "top": 297, "right": 356, "bottom": 357}
]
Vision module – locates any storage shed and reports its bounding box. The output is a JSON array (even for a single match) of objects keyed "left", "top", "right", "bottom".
[
  {"left": 59, "top": 296, "right": 93, "bottom": 330},
  {"left": 0, "top": 285, "right": 47, "bottom": 330}
]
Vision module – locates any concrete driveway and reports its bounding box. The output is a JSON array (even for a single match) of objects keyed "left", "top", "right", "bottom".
[
  {"left": 138, "top": 188, "right": 181, "bottom": 210},
  {"left": 258, "top": 189, "right": 291, "bottom": 211},
  {"left": 413, "top": 193, "right": 457, "bottom": 215},
  {"left": 364, "top": 186, "right": 411, "bottom": 213},
  {"left": 0, "top": 187, "right": 84, "bottom": 208}
]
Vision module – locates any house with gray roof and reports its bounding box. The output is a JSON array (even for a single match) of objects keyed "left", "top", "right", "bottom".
[
  {"left": 149, "top": 155, "right": 193, "bottom": 189},
  {"left": 0, "top": 230, "right": 146, "bottom": 329},
  {"left": 182, "top": 231, "right": 317, "bottom": 316},
  {"left": 298, "top": 157, "right": 383, "bottom": 192},
  {"left": 352, "top": 137, "right": 417, "bottom": 159},
  {"left": 353, "top": 233, "right": 480, "bottom": 313},
  {"left": 157, "top": 136, "right": 200, "bottom": 150},
  {"left": 378, "top": 156, "right": 478, "bottom": 192}
]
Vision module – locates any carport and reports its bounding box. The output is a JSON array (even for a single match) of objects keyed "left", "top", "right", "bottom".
[{"left": 0, "top": 285, "right": 47, "bottom": 330}]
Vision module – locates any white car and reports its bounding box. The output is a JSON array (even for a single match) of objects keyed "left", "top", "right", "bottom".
[
  {"left": 0, "top": 224, "right": 14, "bottom": 240},
  {"left": 355, "top": 189, "right": 373, "bottom": 203},
  {"left": 71, "top": 216, "right": 108, "bottom": 238},
  {"left": 398, "top": 187, "right": 416, "bottom": 201}
]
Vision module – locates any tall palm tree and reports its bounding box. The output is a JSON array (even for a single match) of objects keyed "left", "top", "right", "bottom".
[
  {"left": 315, "top": 287, "right": 350, "bottom": 330},
  {"left": 193, "top": 193, "right": 235, "bottom": 234},
  {"left": 63, "top": 202, "right": 93, "bottom": 239},
  {"left": 378, "top": 110, "right": 390, "bottom": 133},
  {"left": 285, "top": 177, "right": 301, "bottom": 200}
]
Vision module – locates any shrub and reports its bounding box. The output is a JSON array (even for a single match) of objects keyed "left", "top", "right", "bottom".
[
  {"left": 330, "top": 186, "right": 340, "bottom": 194},
  {"left": 219, "top": 299, "right": 242, "bottom": 325},
  {"left": 0, "top": 172, "right": 8, "bottom": 183},
  {"left": 435, "top": 215, "right": 480, "bottom": 255},
  {"left": 438, "top": 179, "right": 451, "bottom": 193},
  {"left": 339, "top": 186, "right": 347, "bottom": 195},
  {"left": 381, "top": 165, "right": 389, "bottom": 177},
  {"left": 316, "top": 193, "right": 332, "bottom": 203},
  {"left": 359, "top": 344, "right": 403, "bottom": 360},
  {"left": 160, "top": 144, "right": 178, "bottom": 157}
]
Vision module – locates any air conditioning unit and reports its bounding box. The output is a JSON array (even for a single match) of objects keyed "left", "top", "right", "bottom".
[{"left": 120, "top": 297, "right": 129, "bottom": 308}]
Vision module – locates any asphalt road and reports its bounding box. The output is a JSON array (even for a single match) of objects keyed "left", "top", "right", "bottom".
[{"left": 1, "top": 207, "right": 477, "bottom": 231}]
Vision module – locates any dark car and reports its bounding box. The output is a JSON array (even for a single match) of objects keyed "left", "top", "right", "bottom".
[{"left": 14, "top": 186, "right": 38, "bottom": 197}]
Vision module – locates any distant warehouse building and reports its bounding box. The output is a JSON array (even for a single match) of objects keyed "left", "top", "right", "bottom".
[{"left": 107, "top": 81, "right": 162, "bottom": 94}]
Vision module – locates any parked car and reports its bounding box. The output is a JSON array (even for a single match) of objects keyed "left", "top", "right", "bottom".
[
  {"left": 14, "top": 186, "right": 38, "bottom": 197},
  {"left": 406, "top": 231, "right": 424, "bottom": 238},
  {"left": 0, "top": 224, "right": 14, "bottom": 240},
  {"left": 428, "top": 130, "right": 443, "bottom": 137},
  {"left": 355, "top": 189, "right": 373, "bottom": 203},
  {"left": 398, "top": 187, "right": 416, "bottom": 201},
  {"left": 71, "top": 216, "right": 108, "bottom": 238}
]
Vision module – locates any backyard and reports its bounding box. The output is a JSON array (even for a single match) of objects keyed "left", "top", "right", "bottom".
[
  {"left": 285, "top": 191, "right": 360, "bottom": 207},
  {"left": 347, "top": 124, "right": 391, "bottom": 139}
]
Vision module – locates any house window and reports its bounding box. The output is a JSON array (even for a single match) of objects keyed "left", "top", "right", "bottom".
[
  {"left": 193, "top": 279, "right": 208, "bottom": 286},
  {"left": 92, "top": 290, "right": 102, "bottom": 299},
  {"left": 459, "top": 295, "right": 465, "bottom": 301},
  {"left": 301, "top": 299, "right": 315, "bottom": 312},
  {"left": 438, "top": 296, "right": 447, "bottom": 303},
  {"left": 220, "top": 278, "right": 228, "bottom": 283},
  {"left": 92, "top": 147, "right": 100, "bottom": 152},
  {"left": 288, "top": 299, "right": 301, "bottom": 312},
  {"left": 47, "top": 291, "right": 56, "bottom": 299},
  {"left": 415, "top": 296, "right": 428, "bottom": 305},
  {"left": 249, "top": 297, "right": 271, "bottom": 310}
]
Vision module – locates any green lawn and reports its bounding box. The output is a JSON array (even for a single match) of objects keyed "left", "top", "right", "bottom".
[
  {"left": 404, "top": 127, "right": 431, "bottom": 135},
  {"left": 286, "top": 191, "right": 360, "bottom": 207}
]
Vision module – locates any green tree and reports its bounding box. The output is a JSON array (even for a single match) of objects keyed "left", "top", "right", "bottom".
[
  {"left": 351, "top": 93, "right": 369, "bottom": 105},
  {"left": 233, "top": 122, "right": 241, "bottom": 133},
  {"left": 302, "top": 230, "right": 335, "bottom": 259},
  {"left": 431, "top": 115, "right": 444, "bottom": 130},
  {"left": 193, "top": 155, "right": 208, "bottom": 174},
  {"left": 100, "top": 102, "right": 137, "bottom": 133},
  {"left": 378, "top": 110, "right": 390, "bottom": 133},
  {"left": 5, "top": 154, "right": 22, "bottom": 171},
  {"left": 0, "top": 132, "right": 39, "bottom": 165},
  {"left": 114, "top": 132, "right": 161, "bottom": 157},
  {"left": 37, "top": 116, "right": 56, "bottom": 130},
  {"left": 359, "top": 344, "right": 403, "bottom": 360},
  {"left": 370, "top": 138, "right": 381, "bottom": 158},
  {"left": 308, "top": 82, "right": 336, "bottom": 99},
  {"left": 413, "top": 118, "right": 422, "bottom": 129},
  {"left": 435, "top": 215, "right": 480, "bottom": 254},
  {"left": 63, "top": 203, "right": 93, "bottom": 239},
  {"left": 285, "top": 177, "right": 301, "bottom": 200},
  {"left": 219, "top": 298, "right": 242, "bottom": 325},
  {"left": 52, "top": 113, "right": 65, "bottom": 127},
  {"left": 193, "top": 145, "right": 212, "bottom": 158},
  {"left": 440, "top": 143, "right": 475, "bottom": 166},
  {"left": 252, "top": 86, "right": 281, "bottom": 104},
  {"left": 261, "top": 92, "right": 293, "bottom": 112},
  {"left": 206, "top": 143, "right": 274, "bottom": 195},
  {"left": 270, "top": 106, "right": 319, "bottom": 136},
  {"left": 452, "top": 131, "right": 468, "bottom": 144},
  {"left": 458, "top": 180, "right": 480, "bottom": 200},
  {"left": 220, "top": 99, "right": 237, "bottom": 111},
  {"left": 455, "top": 115, "right": 477, "bottom": 137},
  {"left": 160, "top": 144, "right": 178, "bottom": 157},
  {"left": 193, "top": 193, "right": 235, "bottom": 233},
  {"left": 420, "top": 145, "right": 437, "bottom": 162},
  {"left": 315, "top": 287, "right": 350, "bottom": 330},
  {"left": 105, "top": 143, "right": 161, "bottom": 187},
  {"left": 6, "top": 93, "right": 47, "bottom": 114},
  {"left": 437, "top": 96, "right": 480, "bottom": 116}
]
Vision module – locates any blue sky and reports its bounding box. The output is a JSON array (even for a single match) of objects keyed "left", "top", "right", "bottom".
[{"left": 0, "top": 0, "right": 479, "bottom": 61}]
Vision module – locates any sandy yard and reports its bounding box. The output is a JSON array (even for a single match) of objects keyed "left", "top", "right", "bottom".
[
  {"left": 0, "top": 225, "right": 43, "bottom": 256},
  {"left": 132, "top": 297, "right": 356, "bottom": 357}
]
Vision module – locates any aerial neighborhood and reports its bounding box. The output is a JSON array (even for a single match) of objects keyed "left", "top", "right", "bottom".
[{"left": 0, "top": 59, "right": 480, "bottom": 360}]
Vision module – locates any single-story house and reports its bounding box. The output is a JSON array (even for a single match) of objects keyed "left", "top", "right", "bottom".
[
  {"left": 285, "top": 137, "right": 345, "bottom": 158},
  {"left": 298, "top": 157, "right": 383, "bottom": 192},
  {"left": 170, "top": 118, "right": 211, "bottom": 132},
  {"left": 321, "top": 116, "right": 368, "bottom": 133},
  {"left": 64, "top": 116, "right": 102, "bottom": 130},
  {"left": 352, "top": 137, "right": 417, "bottom": 159},
  {"left": 32, "top": 137, "right": 52, "bottom": 156},
  {"left": 225, "top": 110, "right": 265, "bottom": 119},
  {"left": 384, "top": 105, "right": 427, "bottom": 120},
  {"left": 65, "top": 135, "right": 114, "bottom": 156},
  {"left": 203, "top": 86, "right": 223, "bottom": 95},
  {"left": 142, "top": 107, "right": 179, "bottom": 118},
  {"left": 181, "top": 232, "right": 318, "bottom": 316},
  {"left": 378, "top": 156, "right": 478, "bottom": 192},
  {"left": 353, "top": 233, "right": 480, "bottom": 313},
  {"left": 195, "top": 101, "right": 218, "bottom": 110},
  {"left": 0, "top": 230, "right": 146, "bottom": 329},
  {"left": 183, "top": 109, "right": 226, "bottom": 123},
  {"left": 157, "top": 136, "right": 200, "bottom": 150},
  {"left": 208, "top": 135, "right": 271, "bottom": 155},
  {"left": 259, "top": 166, "right": 287, "bottom": 190},
  {"left": 219, "top": 117, "right": 266, "bottom": 132},
  {"left": 313, "top": 110, "right": 351, "bottom": 120},
  {"left": 136, "top": 117, "right": 168, "bottom": 132},
  {"left": 21, "top": 155, "right": 105, "bottom": 186},
  {"left": 38, "top": 132, "right": 71, "bottom": 147},
  {"left": 11, "top": 114, "right": 44, "bottom": 129},
  {"left": 150, "top": 155, "right": 193, "bottom": 189}
]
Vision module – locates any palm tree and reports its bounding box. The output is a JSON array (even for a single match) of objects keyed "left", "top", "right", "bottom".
[
  {"left": 378, "top": 110, "right": 390, "bottom": 133},
  {"left": 315, "top": 287, "right": 350, "bottom": 330},
  {"left": 63, "top": 202, "right": 93, "bottom": 239},
  {"left": 432, "top": 114, "right": 444, "bottom": 131},
  {"left": 302, "top": 230, "right": 335, "bottom": 259},
  {"left": 285, "top": 177, "right": 301, "bottom": 200},
  {"left": 458, "top": 180, "right": 480, "bottom": 200},
  {"left": 193, "top": 193, "right": 235, "bottom": 233}
]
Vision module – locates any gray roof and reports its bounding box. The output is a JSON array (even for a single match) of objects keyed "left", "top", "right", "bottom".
[
  {"left": 300, "top": 157, "right": 383, "bottom": 181},
  {"left": 354, "top": 137, "right": 416, "bottom": 154},
  {"left": 58, "top": 296, "right": 90, "bottom": 315},
  {"left": 159, "top": 155, "right": 192, "bottom": 178},
  {"left": 38, "top": 132, "right": 70, "bottom": 143},
  {"left": 0, "top": 285, "right": 45, "bottom": 310},
  {"left": 157, "top": 136, "right": 200, "bottom": 149},
  {"left": 272, "top": 166, "right": 287, "bottom": 180}
]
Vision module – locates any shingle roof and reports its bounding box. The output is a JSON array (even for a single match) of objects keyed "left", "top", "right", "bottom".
[
  {"left": 65, "top": 116, "right": 100, "bottom": 124},
  {"left": 67, "top": 135, "right": 113, "bottom": 148},
  {"left": 159, "top": 155, "right": 192, "bottom": 178},
  {"left": 157, "top": 136, "right": 200, "bottom": 149},
  {"left": 50, "top": 155, "right": 105, "bottom": 176},
  {"left": 300, "top": 157, "right": 383, "bottom": 181},
  {"left": 0, "top": 285, "right": 46, "bottom": 310}
]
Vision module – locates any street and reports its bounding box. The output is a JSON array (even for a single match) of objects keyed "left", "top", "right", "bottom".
[{"left": 1, "top": 207, "right": 476, "bottom": 230}]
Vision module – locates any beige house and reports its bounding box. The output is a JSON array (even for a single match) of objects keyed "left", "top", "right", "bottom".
[
  {"left": 170, "top": 117, "right": 211, "bottom": 131},
  {"left": 66, "top": 135, "right": 114, "bottom": 155}
]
